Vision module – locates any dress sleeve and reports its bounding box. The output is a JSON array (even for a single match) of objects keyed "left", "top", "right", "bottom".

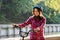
[
  {"left": 18, "top": 17, "right": 32, "bottom": 28},
  {"left": 39, "top": 17, "right": 46, "bottom": 29}
]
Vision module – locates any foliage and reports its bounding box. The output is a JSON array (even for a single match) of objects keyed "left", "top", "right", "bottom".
[{"left": 0, "top": 0, "right": 60, "bottom": 24}]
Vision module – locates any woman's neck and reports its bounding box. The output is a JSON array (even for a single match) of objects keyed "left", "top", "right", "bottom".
[{"left": 34, "top": 15, "right": 42, "bottom": 21}]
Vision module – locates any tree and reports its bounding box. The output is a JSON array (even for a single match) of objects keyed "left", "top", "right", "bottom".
[{"left": 0, "top": 0, "right": 60, "bottom": 24}]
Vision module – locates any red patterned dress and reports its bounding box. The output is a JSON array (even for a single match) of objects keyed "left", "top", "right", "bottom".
[{"left": 19, "top": 16, "right": 46, "bottom": 40}]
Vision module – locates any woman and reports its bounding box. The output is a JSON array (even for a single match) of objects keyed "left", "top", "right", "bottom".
[{"left": 13, "top": 6, "right": 46, "bottom": 40}]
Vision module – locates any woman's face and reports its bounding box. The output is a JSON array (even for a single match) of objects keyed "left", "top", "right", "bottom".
[{"left": 33, "top": 8, "right": 40, "bottom": 16}]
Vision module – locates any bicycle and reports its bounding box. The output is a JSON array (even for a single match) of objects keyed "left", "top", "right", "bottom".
[{"left": 13, "top": 25, "right": 32, "bottom": 40}]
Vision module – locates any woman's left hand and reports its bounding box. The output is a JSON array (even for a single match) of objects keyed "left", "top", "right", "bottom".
[
  {"left": 36, "top": 27, "right": 40, "bottom": 30},
  {"left": 34, "top": 27, "right": 40, "bottom": 32}
]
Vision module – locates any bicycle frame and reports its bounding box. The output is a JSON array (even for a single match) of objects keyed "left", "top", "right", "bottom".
[{"left": 19, "top": 27, "right": 32, "bottom": 40}]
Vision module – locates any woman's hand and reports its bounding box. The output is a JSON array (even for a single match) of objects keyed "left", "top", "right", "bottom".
[
  {"left": 13, "top": 24, "right": 18, "bottom": 28},
  {"left": 34, "top": 27, "right": 40, "bottom": 32}
]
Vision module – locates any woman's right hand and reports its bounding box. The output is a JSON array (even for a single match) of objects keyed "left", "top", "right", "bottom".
[{"left": 13, "top": 24, "right": 18, "bottom": 28}]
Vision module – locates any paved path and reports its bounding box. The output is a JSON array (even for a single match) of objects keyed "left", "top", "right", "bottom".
[{"left": 0, "top": 34, "right": 60, "bottom": 40}]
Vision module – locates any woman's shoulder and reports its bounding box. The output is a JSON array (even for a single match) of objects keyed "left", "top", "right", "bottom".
[{"left": 29, "top": 15, "right": 34, "bottom": 18}]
